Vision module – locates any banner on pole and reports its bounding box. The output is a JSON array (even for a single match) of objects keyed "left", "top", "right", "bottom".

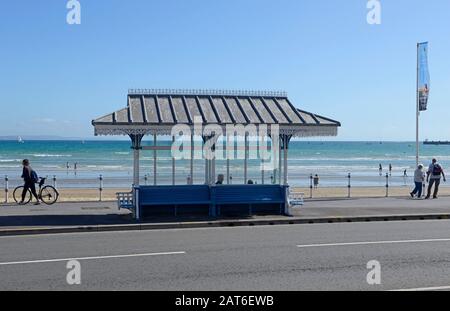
[{"left": 418, "top": 42, "right": 430, "bottom": 111}]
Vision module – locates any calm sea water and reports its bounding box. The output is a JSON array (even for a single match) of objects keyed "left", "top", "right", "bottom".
[{"left": 0, "top": 140, "right": 449, "bottom": 188}]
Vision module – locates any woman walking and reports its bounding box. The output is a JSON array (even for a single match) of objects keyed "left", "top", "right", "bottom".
[{"left": 20, "top": 159, "right": 40, "bottom": 205}]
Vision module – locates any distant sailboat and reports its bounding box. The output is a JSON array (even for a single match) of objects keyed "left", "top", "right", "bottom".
[{"left": 18, "top": 136, "right": 24, "bottom": 143}]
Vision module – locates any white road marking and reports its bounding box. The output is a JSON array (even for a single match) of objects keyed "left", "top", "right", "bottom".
[
  {"left": 297, "top": 238, "right": 450, "bottom": 248},
  {"left": 0, "top": 251, "right": 186, "bottom": 266},
  {"left": 390, "top": 285, "right": 450, "bottom": 291}
]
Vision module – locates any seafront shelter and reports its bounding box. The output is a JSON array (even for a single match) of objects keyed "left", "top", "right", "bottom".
[{"left": 92, "top": 89, "right": 340, "bottom": 219}]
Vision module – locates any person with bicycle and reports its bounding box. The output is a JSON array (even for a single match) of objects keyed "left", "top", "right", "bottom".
[{"left": 20, "top": 159, "right": 40, "bottom": 205}]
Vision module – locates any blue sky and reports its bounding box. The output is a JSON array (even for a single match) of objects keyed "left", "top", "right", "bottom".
[{"left": 0, "top": 0, "right": 449, "bottom": 141}]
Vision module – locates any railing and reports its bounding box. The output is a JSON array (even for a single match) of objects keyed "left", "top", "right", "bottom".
[
  {"left": 1, "top": 174, "right": 116, "bottom": 203},
  {"left": 1, "top": 173, "right": 447, "bottom": 204},
  {"left": 289, "top": 173, "right": 448, "bottom": 199}
]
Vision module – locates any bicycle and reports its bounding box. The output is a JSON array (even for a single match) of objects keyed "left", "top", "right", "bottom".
[{"left": 13, "top": 177, "right": 59, "bottom": 205}]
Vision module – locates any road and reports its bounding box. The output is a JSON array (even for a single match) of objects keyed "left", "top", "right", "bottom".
[{"left": 1, "top": 220, "right": 450, "bottom": 290}]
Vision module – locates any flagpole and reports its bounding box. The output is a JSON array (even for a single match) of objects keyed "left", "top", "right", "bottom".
[{"left": 416, "top": 43, "right": 420, "bottom": 168}]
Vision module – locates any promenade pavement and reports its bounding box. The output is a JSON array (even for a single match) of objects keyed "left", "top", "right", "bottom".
[{"left": 1, "top": 196, "right": 449, "bottom": 233}]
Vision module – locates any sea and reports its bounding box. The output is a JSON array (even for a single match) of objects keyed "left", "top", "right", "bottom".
[{"left": 0, "top": 140, "right": 449, "bottom": 189}]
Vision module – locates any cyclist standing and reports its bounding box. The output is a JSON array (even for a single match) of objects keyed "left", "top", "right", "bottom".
[{"left": 20, "top": 159, "right": 40, "bottom": 205}]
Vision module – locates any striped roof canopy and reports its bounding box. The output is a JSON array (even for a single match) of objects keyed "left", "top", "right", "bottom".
[{"left": 93, "top": 90, "right": 340, "bottom": 137}]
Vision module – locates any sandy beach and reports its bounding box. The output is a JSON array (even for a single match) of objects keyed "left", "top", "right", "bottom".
[
  {"left": 292, "top": 186, "right": 450, "bottom": 199},
  {"left": 2, "top": 186, "right": 448, "bottom": 203}
]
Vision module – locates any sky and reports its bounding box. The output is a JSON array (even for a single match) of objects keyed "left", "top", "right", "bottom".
[{"left": 0, "top": 0, "right": 449, "bottom": 141}]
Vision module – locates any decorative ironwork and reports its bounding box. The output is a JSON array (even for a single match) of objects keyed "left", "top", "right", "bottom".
[
  {"left": 94, "top": 124, "right": 338, "bottom": 138},
  {"left": 128, "top": 89, "right": 288, "bottom": 98}
]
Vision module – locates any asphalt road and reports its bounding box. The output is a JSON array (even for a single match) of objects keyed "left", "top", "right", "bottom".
[{"left": 1, "top": 220, "right": 450, "bottom": 291}]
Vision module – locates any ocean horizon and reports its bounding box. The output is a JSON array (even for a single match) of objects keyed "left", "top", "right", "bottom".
[{"left": 1, "top": 140, "right": 449, "bottom": 189}]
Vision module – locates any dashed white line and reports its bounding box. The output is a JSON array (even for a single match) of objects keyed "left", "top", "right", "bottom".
[
  {"left": 390, "top": 285, "right": 450, "bottom": 291},
  {"left": 0, "top": 251, "right": 186, "bottom": 266},
  {"left": 297, "top": 238, "right": 450, "bottom": 248}
]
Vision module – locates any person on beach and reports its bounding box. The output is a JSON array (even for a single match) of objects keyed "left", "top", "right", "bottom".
[
  {"left": 425, "top": 159, "right": 446, "bottom": 199},
  {"left": 313, "top": 174, "right": 320, "bottom": 188},
  {"left": 389, "top": 164, "right": 392, "bottom": 176},
  {"left": 410, "top": 164, "right": 425, "bottom": 199},
  {"left": 379, "top": 164, "right": 382, "bottom": 176},
  {"left": 20, "top": 159, "right": 40, "bottom": 205}
]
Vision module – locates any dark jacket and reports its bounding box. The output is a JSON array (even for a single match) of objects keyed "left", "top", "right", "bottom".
[{"left": 22, "top": 166, "right": 33, "bottom": 184}]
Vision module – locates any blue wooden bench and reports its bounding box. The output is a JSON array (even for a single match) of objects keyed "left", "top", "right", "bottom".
[
  {"left": 212, "top": 185, "right": 288, "bottom": 216},
  {"left": 135, "top": 185, "right": 289, "bottom": 218},
  {"left": 137, "top": 185, "right": 211, "bottom": 218}
]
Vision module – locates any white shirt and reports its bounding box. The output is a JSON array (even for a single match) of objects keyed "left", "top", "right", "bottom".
[{"left": 414, "top": 169, "right": 425, "bottom": 183}]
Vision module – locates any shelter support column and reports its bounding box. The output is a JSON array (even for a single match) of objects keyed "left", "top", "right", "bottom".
[
  {"left": 202, "top": 135, "right": 210, "bottom": 185},
  {"left": 130, "top": 134, "right": 144, "bottom": 187},
  {"left": 262, "top": 165, "right": 265, "bottom": 184},
  {"left": 210, "top": 136, "right": 218, "bottom": 184},
  {"left": 130, "top": 134, "right": 144, "bottom": 221},
  {"left": 280, "top": 134, "right": 292, "bottom": 186},
  {"left": 172, "top": 136, "right": 176, "bottom": 185},
  {"left": 203, "top": 134, "right": 219, "bottom": 185},
  {"left": 190, "top": 134, "right": 194, "bottom": 185},
  {"left": 278, "top": 137, "right": 282, "bottom": 185},
  {"left": 227, "top": 158, "right": 230, "bottom": 184},
  {"left": 244, "top": 133, "right": 248, "bottom": 184},
  {"left": 153, "top": 134, "right": 157, "bottom": 185},
  {"left": 280, "top": 134, "right": 292, "bottom": 216}
]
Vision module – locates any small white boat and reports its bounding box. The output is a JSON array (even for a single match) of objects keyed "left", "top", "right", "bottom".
[{"left": 18, "top": 136, "right": 24, "bottom": 143}]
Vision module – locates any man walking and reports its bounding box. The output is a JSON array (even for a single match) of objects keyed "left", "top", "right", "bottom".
[
  {"left": 425, "top": 158, "right": 446, "bottom": 199},
  {"left": 20, "top": 159, "right": 40, "bottom": 205}
]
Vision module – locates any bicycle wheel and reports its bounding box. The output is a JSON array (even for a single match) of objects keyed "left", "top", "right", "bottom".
[
  {"left": 40, "top": 186, "right": 59, "bottom": 205},
  {"left": 13, "top": 186, "right": 32, "bottom": 204}
]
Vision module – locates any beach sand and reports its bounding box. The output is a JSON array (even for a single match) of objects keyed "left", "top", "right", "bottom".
[{"left": 3, "top": 186, "right": 449, "bottom": 203}]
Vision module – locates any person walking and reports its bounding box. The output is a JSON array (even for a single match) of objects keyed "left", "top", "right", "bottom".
[
  {"left": 410, "top": 164, "right": 425, "bottom": 199},
  {"left": 313, "top": 174, "right": 320, "bottom": 189},
  {"left": 379, "top": 164, "right": 383, "bottom": 176},
  {"left": 389, "top": 164, "right": 392, "bottom": 176},
  {"left": 425, "top": 159, "right": 446, "bottom": 199},
  {"left": 20, "top": 159, "right": 40, "bottom": 205}
]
